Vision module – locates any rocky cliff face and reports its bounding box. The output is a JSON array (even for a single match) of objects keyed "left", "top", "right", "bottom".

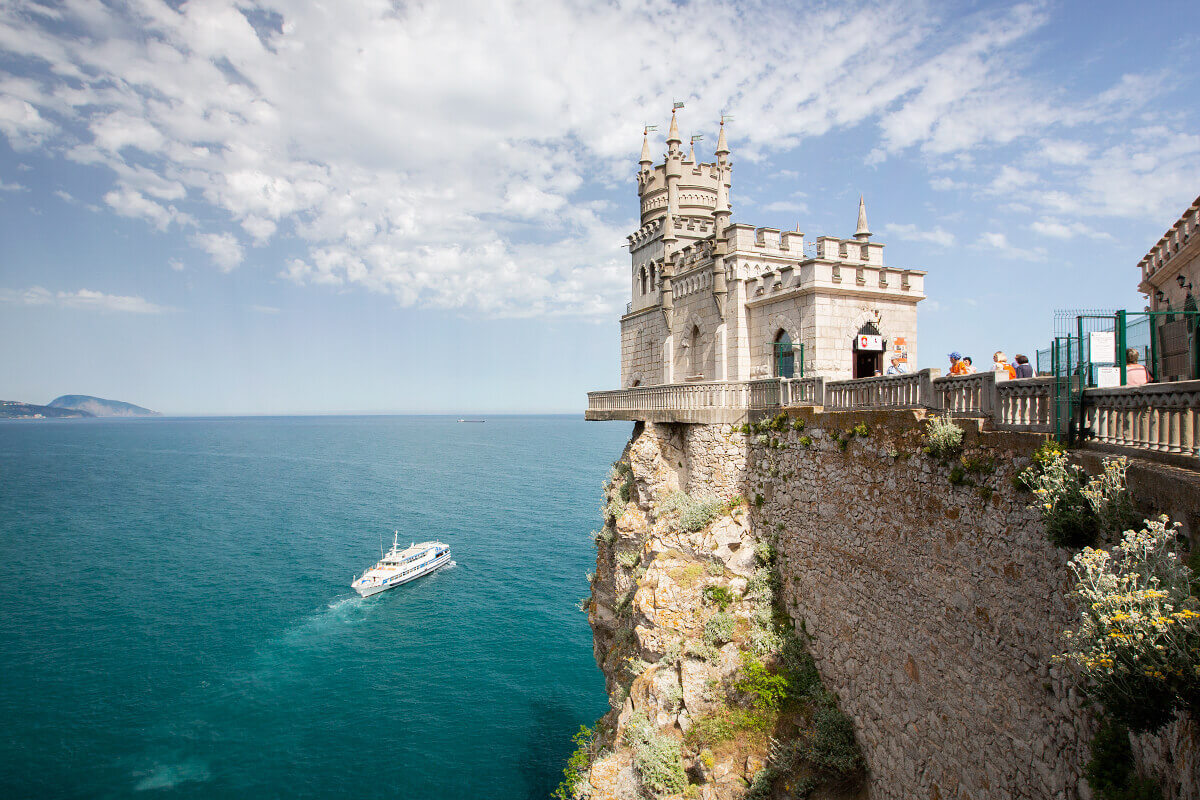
[{"left": 573, "top": 422, "right": 865, "bottom": 800}]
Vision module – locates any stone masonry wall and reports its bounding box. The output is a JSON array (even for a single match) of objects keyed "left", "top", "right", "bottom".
[{"left": 608, "top": 414, "right": 1199, "bottom": 800}]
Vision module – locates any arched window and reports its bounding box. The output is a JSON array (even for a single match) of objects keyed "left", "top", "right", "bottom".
[
  {"left": 640, "top": 267, "right": 647, "bottom": 295},
  {"left": 649, "top": 264, "right": 656, "bottom": 290},
  {"left": 774, "top": 330, "right": 795, "bottom": 378},
  {"left": 689, "top": 325, "right": 701, "bottom": 376}
]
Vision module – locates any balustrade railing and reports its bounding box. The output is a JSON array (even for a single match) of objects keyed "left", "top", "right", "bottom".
[
  {"left": 1082, "top": 380, "right": 1200, "bottom": 458},
  {"left": 824, "top": 370, "right": 935, "bottom": 410},
  {"left": 996, "top": 377, "right": 1055, "bottom": 433},
  {"left": 587, "top": 375, "right": 1199, "bottom": 464}
]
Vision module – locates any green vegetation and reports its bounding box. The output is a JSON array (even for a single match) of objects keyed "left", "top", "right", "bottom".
[
  {"left": 923, "top": 413, "right": 964, "bottom": 460},
  {"left": 948, "top": 464, "right": 969, "bottom": 487},
  {"left": 624, "top": 711, "right": 687, "bottom": 797},
  {"left": 604, "top": 496, "right": 626, "bottom": 523},
  {"left": 615, "top": 549, "right": 641, "bottom": 569},
  {"left": 553, "top": 725, "right": 594, "bottom": 800},
  {"left": 1084, "top": 720, "right": 1164, "bottom": 800},
  {"left": 754, "top": 541, "right": 776, "bottom": 565},
  {"left": 798, "top": 435, "right": 813, "bottom": 448},
  {"left": 736, "top": 653, "right": 790, "bottom": 709},
  {"left": 754, "top": 493, "right": 765, "bottom": 508},
  {"left": 703, "top": 585, "right": 734, "bottom": 611},
  {"left": 593, "top": 527, "right": 615, "bottom": 544},
  {"left": 803, "top": 700, "right": 863, "bottom": 774},
  {"left": 669, "top": 562, "right": 705, "bottom": 589},
  {"left": 660, "top": 491, "right": 730, "bottom": 533},
  {"left": 1023, "top": 452, "right": 1138, "bottom": 548},
  {"left": 850, "top": 422, "right": 870, "bottom": 438},
  {"left": 703, "top": 611, "right": 734, "bottom": 646}
]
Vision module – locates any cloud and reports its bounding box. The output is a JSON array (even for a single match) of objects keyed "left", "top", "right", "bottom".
[
  {"left": 0, "top": 286, "right": 174, "bottom": 313},
  {"left": 251, "top": 304, "right": 280, "bottom": 314},
  {"left": 0, "top": 177, "right": 25, "bottom": 192},
  {"left": 0, "top": 1, "right": 1194, "bottom": 317},
  {"left": 980, "top": 232, "right": 1009, "bottom": 249},
  {"left": 190, "top": 232, "right": 244, "bottom": 272},
  {"left": 761, "top": 200, "right": 809, "bottom": 213},
  {"left": 1030, "top": 218, "right": 1115, "bottom": 241},
  {"left": 883, "top": 223, "right": 956, "bottom": 247},
  {"left": 168, "top": 258, "right": 185, "bottom": 272}
]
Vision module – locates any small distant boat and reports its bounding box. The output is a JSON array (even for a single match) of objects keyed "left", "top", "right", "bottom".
[
  {"left": 352, "top": 532, "right": 452, "bottom": 598},
  {"left": 457, "top": 418, "right": 485, "bottom": 423}
]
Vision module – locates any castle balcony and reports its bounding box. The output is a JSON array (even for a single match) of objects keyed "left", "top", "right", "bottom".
[{"left": 586, "top": 373, "right": 1200, "bottom": 469}]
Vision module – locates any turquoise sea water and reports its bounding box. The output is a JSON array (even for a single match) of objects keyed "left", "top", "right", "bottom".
[{"left": 0, "top": 415, "right": 630, "bottom": 798}]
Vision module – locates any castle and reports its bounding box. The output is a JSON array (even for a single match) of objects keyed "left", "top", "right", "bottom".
[{"left": 620, "top": 109, "right": 926, "bottom": 387}]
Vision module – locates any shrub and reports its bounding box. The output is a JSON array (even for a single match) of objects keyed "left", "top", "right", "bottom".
[
  {"left": 615, "top": 549, "right": 641, "bottom": 569},
  {"left": 594, "top": 527, "right": 615, "bottom": 544},
  {"left": 962, "top": 455, "right": 995, "bottom": 475},
  {"left": 736, "top": 653, "right": 790, "bottom": 709},
  {"left": 948, "top": 464, "right": 970, "bottom": 487},
  {"left": 704, "top": 560, "right": 725, "bottom": 577},
  {"left": 703, "top": 585, "right": 734, "bottom": 611},
  {"left": 792, "top": 417, "right": 806, "bottom": 431},
  {"left": 669, "top": 563, "right": 704, "bottom": 589},
  {"left": 626, "top": 656, "right": 650, "bottom": 677},
  {"left": 748, "top": 625, "right": 782, "bottom": 656},
  {"left": 837, "top": 435, "right": 850, "bottom": 452},
  {"left": 553, "top": 724, "right": 594, "bottom": 800},
  {"left": 778, "top": 632, "right": 823, "bottom": 700},
  {"left": 755, "top": 541, "right": 776, "bottom": 565},
  {"left": 1085, "top": 719, "right": 1164, "bottom": 800},
  {"left": 798, "top": 435, "right": 813, "bottom": 448},
  {"left": 660, "top": 491, "right": 728, "bottom": 533},
  {"left": 703, "top": 611, "right": 734, "bottom": 646},
  {"left": 803, "top": 700, "right": 862, "bottom": 775},
  {"left": 1060, "top": 515, "right": 1200, "bottom": 732},
  {"left": 1023, "top": 452, "right": 1137, "bottom": 548},
  {"left": 624, "top": 712, "right": 687, "bottom": 797},
  {"left": 745, "top": 568, "right": 777, "bottom": 602},
  {"left": 604, "top": 496, "right": 626, "bottom": 522},
  {"left": 754, "top": 493, "right": 765, "bottom": 508},
  {"left": 851, "top": 422, "right": 870, "bottom": 438},
  {"left": 924, "top": 414, "right": 964, "bottom": 459}
]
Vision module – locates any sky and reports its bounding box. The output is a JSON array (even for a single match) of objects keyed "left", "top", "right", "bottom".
[{"left": 1, "top": 0, "right": 1198, "bottom": 415}]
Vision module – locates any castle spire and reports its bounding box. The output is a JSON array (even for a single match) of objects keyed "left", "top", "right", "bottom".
[
  {"left": 666, "top": 108, "right": 682, "bottom": 145},
  {"left": 639, "top": 129, "right": 653, "bottom": 165},
  {"left": 854, "top": 195, "right": 871, "bottom": 240},
  {"left": 715, "top": 119, "right": 729, "bottom": 157}
]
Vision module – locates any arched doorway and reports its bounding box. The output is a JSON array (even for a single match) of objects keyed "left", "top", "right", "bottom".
[
  {"left": 853, "top": 321, "right": 885, "bottom": 378},
  {"left": 774, "top": 330, "right": 795, "bottom": 378}
]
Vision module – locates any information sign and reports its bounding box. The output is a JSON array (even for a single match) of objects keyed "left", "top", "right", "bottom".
[
  {"left": 856, "top": 334, "right": 883, "bottom": 352},
  {"left": 1089, "top": 330, "right": 1116, "bottom": 364}
]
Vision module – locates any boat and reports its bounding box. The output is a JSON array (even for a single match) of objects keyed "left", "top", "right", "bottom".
[
  {"left": 457, "top": 418, "right": 485, "bottom": 423},
  {"left": 352, "top": 533, "right": 452, "bottom": 597}
]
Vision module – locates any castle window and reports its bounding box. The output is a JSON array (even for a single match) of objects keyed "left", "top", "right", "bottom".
[
  {"left": 649, "top": 264, "right": 656, "bottom": 289},
  {"left": 640, "top": 267, "right": 648, "bottom": 295}
]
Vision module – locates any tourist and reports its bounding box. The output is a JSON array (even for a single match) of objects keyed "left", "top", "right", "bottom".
[
  {"left": 948, "top": 352, "right": 969, "bottom": 376},
  {"left": 1125, "top": 348, "right": 1151, "bottom": 386},
  {"left": 1013, "top": 354, "right": 1033, "bottom": 378},
  {"left": 885, "top": 355, "right": 908, "bottom": 375},
  {"left": 993, "top": 351, "right": 1017, "bottom": 380},
  {"left": 961, "top": 356, "right": 977, "bottom": 375}
]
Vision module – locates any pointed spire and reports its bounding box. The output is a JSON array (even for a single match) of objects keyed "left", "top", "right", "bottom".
[
  {"left": 666, "top": 108, "right": 681, "bottom": 145},
  {"left": 640, "top": 130, "right": 653, "bottom": 165},
  {"left": 715, "top": 120, "right": 729, "bottom": 156},
  {"left": 854, "top": 195, "right": 871, "bottom": 240}
]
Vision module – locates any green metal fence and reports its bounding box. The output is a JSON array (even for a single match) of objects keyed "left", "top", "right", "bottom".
[{"left": 1042, "top": 309, "right": 1200, "bottom": 443}]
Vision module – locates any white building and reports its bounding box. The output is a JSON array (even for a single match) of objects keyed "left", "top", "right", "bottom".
[{"left": 620, "top": 110, "right": 926, "bottom": 388}]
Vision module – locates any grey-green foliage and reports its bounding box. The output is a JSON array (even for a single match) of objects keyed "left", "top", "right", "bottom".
[
  {"left": 754, "top": 541, "right": 776, "bottom": 565},
  {"left": 615, "top": 549, "right": 641, "bottom": 568},
  {"left": 660, "top": 491, "right": 727, "bottom": 533},
  {"left": 745, "top": 568, "right": 777, "bottom": 602},
  {"left": 924, "top": 413, "right": 964, "bottom": 459},
  {"left": 623, "top": 711, "right": 687, "bottom": 797},
  {"left": 594, "top": 527, "right": 615, "bottom": 544},
  {"left": 605, "top": 496, "right": 626, "bottom": 522},
  {"left": 661, "top": 681, "right": 683, "bottom": 711},
  {"left": 749, "top": 625, "right": 783, "bottom": 656},
  {"left": 704, "top": 560, "right": 725, "bottom": 577},
  {"left": 703, "top": 611, "right": 734, "bottom": 646},
  {"left": 686, "top": 641, "right": 721, "bottom": 662}
]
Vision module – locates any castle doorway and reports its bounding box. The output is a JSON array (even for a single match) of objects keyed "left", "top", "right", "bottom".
[
  {"left": 774, "top": 330, "right": 795, "bottom": 378},
  {"left": 852, "top": 322, "right": 885, "bottom": 378}
]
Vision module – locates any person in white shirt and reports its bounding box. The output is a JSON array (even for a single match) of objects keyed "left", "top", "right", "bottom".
[{"left": 885, "top": 355, "right": 908, "bottom": 375}]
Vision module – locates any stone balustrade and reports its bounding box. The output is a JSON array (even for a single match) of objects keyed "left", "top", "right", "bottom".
[
  {"left": 824, "top": 369, "right": 937, "bottom": 410},
  {"left": 587, "top": 375, "right": 1199, "bottom": 466},
  {"left": 1082, "top": 380, "right": 1200, "bottom": 460}
]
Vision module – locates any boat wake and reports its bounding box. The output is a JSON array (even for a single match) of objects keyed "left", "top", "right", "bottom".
[{"left": 132, "top": 757, "right": 211, "bottom": 792}]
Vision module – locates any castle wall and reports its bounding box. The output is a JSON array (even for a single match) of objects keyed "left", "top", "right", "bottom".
[
  {"left": 620, "top": 309, "right": 669, "bottom": 387},
  {"left": 612, "top": 416, "right": 1199, "bottom": 800}
]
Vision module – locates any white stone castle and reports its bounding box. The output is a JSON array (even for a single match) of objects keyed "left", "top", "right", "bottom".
[{"left": 620, "top": 109, "right": 926, "bottom": 388}]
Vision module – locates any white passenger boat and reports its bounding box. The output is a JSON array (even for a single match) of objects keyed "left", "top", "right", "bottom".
[{"left": 352, "top": 533, "right": 452, "bottom": 598}]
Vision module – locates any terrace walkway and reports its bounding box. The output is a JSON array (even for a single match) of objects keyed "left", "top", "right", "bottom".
[{"left": 586, "top": 370, "right": 1200, "bottom": 467}]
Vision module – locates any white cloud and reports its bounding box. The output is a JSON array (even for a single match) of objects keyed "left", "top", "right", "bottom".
[
  {"left": 251, "top": 304, "right": 280, "bottom": 314},
  {"left": 883, "top": 223, "right": 956, "bottom": 247},
  {"left": 190, "top": 232, "right": 244, "bottom": 272},
  {"left": 0, "top": 286, "right": 173, "bottom": 313},
  {"left": 980, "top": 232, "right": 1009, "bottom": 249},
  {"left": 0, "top": 177, "right": 25, "bottom": 191},
  {"left": 1030, "top": 218, "right": 1115, "bottom": 241},
  {"left": 761, "top": 200, "right": 809, "bottom": 213},
  {"left": 0, "top": 1, "right": 1194, "bottom": 316},
  {"left": 168, "top": 258, "right": 185, "bottom": 272}
]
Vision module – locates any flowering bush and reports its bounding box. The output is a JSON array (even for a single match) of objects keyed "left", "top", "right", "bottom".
[
  {"left": 1060, "top": 515, "right": 1200, "bottom": 732},
  {"left": 1023, "top": 452, "right": 1136, "bottom": 547},
  {"left": 923, "top": 414, "right": 963, "bottom": 459}
]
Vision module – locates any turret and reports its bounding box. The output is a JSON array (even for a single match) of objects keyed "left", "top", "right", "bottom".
[
  {"left": 663, "top": 107, "right": 683, "bottom": 248},
  {"left": 712, "top": 119, "right": 732, "bottom": 319},
  {"left": 854, "top": 195, "right": 871, "bottom": 241}
]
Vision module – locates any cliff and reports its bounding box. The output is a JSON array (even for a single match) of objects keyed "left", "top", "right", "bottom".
[{"left": 569, "top": 413, "right": 1200, "bottom": 800}]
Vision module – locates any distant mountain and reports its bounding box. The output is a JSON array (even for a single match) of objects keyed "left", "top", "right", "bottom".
[
  {"left": 47, "top": 395, "right": 160, "bottom": 417},
  {"left": 0, "top": 401, "right": 93, "bottom": 419}
]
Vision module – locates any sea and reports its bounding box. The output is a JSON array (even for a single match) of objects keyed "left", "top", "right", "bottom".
[{"left": 0, "top": 415, "right": 631, "bottom": 799}]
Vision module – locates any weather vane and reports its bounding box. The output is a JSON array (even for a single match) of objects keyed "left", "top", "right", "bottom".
[
  {"left": 673, "top": 100, "right": 685, "bottom": 110},
  {"left": 643, "top": 124, "right": 658, "bottom": 136},
  {"left": 721, "top": 113, "right": 735, "bottom": 125},
  {"left": 690, "top": 134, "right": 703, "bottom": 145}
]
